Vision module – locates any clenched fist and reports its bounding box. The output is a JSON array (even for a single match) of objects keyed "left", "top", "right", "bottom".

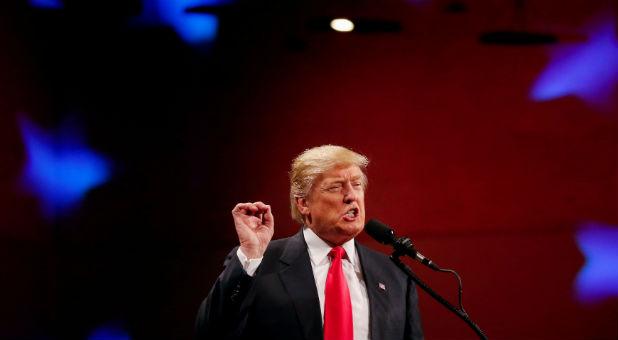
[{"left": 232, "top": 202, "right": 274, "bottom": 259}]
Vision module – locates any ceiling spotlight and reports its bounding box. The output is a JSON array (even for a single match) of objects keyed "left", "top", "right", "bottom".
[{"left": 330, "top": 18, "right": 354, "bottom": 32}]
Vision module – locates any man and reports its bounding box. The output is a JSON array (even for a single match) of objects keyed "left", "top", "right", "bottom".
[{"left": 195, "top": 145, "right": 423, "bottom": 340}]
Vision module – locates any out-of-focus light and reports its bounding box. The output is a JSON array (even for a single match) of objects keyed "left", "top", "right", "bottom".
[
  {"left": 330, "top": 18, "right": 355, "bottom": 33},
  {"left": 88, "top": 323, "right": 130, "bottom": 340},
  {"left": 574, "top": 222, "right": 618, "bottom": 304},
  {"left": 136, "top": 0, "right": 227, "bottom": 44},
  {"left": 530, "top": 18, "right": 618, "bottom": 111},
  {"left": 18, "top": 114, "right": 112, "bottom": 219},
  {"left": 29, "top": 0, "right": 63, "bottom": 9}
]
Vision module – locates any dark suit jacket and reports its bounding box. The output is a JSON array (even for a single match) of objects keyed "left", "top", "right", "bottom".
[{"left": 195, "top": 229, "right": 423, "bottom": 340}]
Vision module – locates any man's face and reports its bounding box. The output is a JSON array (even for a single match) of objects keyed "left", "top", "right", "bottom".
[{"left": 301, "top": 164, "right": 366, "bottom": 245}]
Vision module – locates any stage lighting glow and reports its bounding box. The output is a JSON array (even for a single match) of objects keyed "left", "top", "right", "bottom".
[
  {"left": 137, "top": 0, "right": 224, "bottom": 44},
  {"left": 18, "top": 115, "right": 112, "bottom": 219},
  {"left": 29, "top": 0, "right": 63, "bottom": 9},
  {"left": 330, "top": 18, "right": 354, "bottom": 33},
  {"left": 530, "top": 18, "right": 618, "bottom": 111},
  {"left": 88, "top": 323, "right": 130, "bottom": 340},
  {"left": 574, "top": 222, "right": 618, "bottom": 304}
]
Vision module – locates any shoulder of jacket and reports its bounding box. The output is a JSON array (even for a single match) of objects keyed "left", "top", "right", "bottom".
[{"left": 264, "top": 234, "right": 297, "bottom": 256}]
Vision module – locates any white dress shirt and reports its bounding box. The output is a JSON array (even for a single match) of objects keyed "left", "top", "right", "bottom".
[{"left": 237, "top": 227, "right": 371, "bottom": 340}]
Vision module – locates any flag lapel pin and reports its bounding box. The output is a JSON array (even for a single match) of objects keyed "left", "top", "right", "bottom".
[{"left": 378, "top": 282, "right": 386, "bottom": 291}]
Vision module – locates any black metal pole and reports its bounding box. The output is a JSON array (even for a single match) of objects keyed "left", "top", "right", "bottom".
[{"left": 390, "top": 254, "right": 488, "bottom": 340}]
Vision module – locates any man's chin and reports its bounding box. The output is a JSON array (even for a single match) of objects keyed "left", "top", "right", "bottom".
[
  {"left": 312, "top": 220, "right": 365, "bottom": 245},
  {"left": 350, "top": 218, "right": 364, "bottom": 232},
  {"left": 336, "top": 222, "right": 364, "bottom": 241}
]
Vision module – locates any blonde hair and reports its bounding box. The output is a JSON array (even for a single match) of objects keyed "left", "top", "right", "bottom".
[{"left": 289, "top": 145, "right": 369, "bottom": 224}]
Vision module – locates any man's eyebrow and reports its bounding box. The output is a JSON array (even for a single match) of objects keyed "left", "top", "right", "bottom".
[
  {"left": 323, "top": 178, "right": 344, "bottom": 184},
  {"left": 323, "top": 176, "right": 362, "bottom": 184}
]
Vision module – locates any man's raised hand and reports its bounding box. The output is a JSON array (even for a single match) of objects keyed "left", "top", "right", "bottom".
[{"left": 232, "top": 202, "right": 274, "bottom": 259}]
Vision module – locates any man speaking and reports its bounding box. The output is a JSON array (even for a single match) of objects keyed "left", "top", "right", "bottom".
[{"left": 195, "top": 145, "right": 423, "bottom": 340}]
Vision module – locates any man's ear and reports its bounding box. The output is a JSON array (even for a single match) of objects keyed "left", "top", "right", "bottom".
[{"left": 294, "top": 196, "right": 310, "bottom": 216}]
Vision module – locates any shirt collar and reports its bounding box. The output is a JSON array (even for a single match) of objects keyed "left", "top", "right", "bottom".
[{"left": 303, "top": 226, "right": 357, "bottom": 267}]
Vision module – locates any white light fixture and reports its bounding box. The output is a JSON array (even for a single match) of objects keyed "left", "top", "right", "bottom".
[{"left": 330, "top": 18, "right": 354, "bottom": 32}]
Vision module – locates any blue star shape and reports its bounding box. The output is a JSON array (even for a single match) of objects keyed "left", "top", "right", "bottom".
[
  {"left": 134, "top": 0, "right": 224, "bottom": 44},
  {"left": 574, "top": 222, "right": 618, "bottom": 304},
  {"left": 18, "top": 115, "right": 112, "bottom": 218},
  {"left": 530, "top": 18, "right": 618, "bottom": 111}
]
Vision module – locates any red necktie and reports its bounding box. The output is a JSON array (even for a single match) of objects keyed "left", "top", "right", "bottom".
[{"left": 324, "top": 246, "right": 354, "bottom": 340}]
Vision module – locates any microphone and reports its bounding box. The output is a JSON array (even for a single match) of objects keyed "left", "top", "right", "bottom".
[{"left": 365, "top": 219, "right": 440, "bottom": 270}]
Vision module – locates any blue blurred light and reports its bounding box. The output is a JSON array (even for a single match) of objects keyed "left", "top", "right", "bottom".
[
  {"left": 29, "top": 0, "right": 63, "bottom": 9},
  {"left": 574, "top": 222, "right": 618, "bottom": 304},
  {"left": 136, "top": 0, "right": 230, "bottom": 44},
  {"left": 530, "top": 19, "right": 618, "bottom": 111},
  {"left": 88, "top": 323, "right": 131, "bottom": 340},
  {"left": 18, "top": 115, "right": 111, "bottom": 218}
]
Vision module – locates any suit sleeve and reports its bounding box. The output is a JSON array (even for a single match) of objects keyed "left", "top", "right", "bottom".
[
  {"left": 195, "top": 247, "right": 256, "bottom": 340},
  {"left": 405, "top": 277, "right": 424, "bottom": 340}
]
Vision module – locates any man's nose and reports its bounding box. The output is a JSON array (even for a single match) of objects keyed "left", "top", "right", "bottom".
[{"left": 343, "top": 182, "right": 358, "bottom": 203}]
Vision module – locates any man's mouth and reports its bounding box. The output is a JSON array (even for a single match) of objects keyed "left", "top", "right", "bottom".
[{"left": 343, "top": 208, "right": 359, "bottom": 221}]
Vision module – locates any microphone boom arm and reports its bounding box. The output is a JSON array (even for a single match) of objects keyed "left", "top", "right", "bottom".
[{"left": 389, "top": 252, "right": 488, "bottom": 340}]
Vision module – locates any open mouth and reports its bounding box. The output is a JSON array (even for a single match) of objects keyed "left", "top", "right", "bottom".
[{"left": 344, "top": 208, "right": 359, "bottom": 220}]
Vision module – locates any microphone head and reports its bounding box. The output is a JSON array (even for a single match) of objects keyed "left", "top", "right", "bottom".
[{"left": 364, "top": 219, "right": 397, "bottom": 245}]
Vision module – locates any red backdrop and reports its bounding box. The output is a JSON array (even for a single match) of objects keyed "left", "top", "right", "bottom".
[{"left": 0, "top": 0, "right": 616, "bottom": 338}]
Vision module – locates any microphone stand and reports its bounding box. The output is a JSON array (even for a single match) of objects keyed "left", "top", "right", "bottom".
[{"left": 390, "top": 251, "right": 488, "bottom": 340}]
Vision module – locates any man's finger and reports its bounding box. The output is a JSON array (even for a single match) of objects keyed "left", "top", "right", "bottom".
[
  {"left": 254, "top": 201, "right": 270, "bottom": 212},
  {"left": 233, "top": 202, "right": 253, "bottom": 210},
  {"left": 244, "top": 203, "right": 259, "bottom": 211},
  {"left": 233, "top": 203, "right": 259, "bottom": 215},
  {"left": 262, "top": 205, "right": 274, "bottom": 227},
  {"left": 232, "top": 203, "right": 247, "bottom": 214}
]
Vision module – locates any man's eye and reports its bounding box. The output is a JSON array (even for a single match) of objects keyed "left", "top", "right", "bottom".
[
  {"left": 328, "top": 185, "right": 342, "bottom": 191},
  {"left": 352, "top": 182, "right": 362, "bottom": 188}
]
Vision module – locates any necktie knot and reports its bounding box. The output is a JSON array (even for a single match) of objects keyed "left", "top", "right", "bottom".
[{"left": 329, "top": 246, "right": 346, "bottom": 260}]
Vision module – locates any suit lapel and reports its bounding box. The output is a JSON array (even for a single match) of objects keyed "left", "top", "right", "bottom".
[
  {"left": 357, "top": 242, "right": 390, "bottom": 340},
  {"left": 278, "top": 230, "right": 323, "bottom": 340}
]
